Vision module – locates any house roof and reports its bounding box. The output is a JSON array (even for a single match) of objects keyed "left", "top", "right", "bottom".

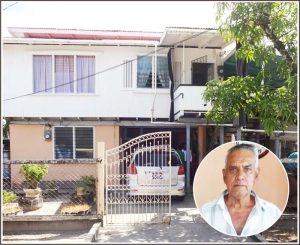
[
  {"left": 7, "top": 27, "right": 162, "bottom": 41},
  {"left": 5, "top": 26, "right": 231, "bottom": 48}
]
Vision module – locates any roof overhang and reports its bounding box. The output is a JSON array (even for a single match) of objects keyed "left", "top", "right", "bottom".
[
  {"left": 160, "top": 27, "right": 229, "bottom": 48},
  {"left": 7, "top": 27, "right": 162, "bottom": 41}
]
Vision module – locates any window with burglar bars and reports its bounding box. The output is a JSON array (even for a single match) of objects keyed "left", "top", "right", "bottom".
[
  {"left": 137, "top": 55, "right": 170, "bottom": 88},
  {"left": 33, "top": 55, "right": 95, "bottom": 94},
  {"left": 123, "top": 59, "right": 133, "bottom": 88},
  {"left": 54, "top": 126, "right": 94, "bottom": 159}
]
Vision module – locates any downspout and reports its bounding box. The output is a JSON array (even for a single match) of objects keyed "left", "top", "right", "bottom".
[{"left": 168, "top": 48, "right": 175, "bottom": 122}]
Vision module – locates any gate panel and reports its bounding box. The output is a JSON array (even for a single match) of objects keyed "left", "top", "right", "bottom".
[{"left": 105, "top": 131, "right": 171, "bottom": 224}]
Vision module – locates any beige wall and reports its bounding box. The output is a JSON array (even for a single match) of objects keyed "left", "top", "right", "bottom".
[
  {"left": 95, "top": 125, "right": 119, "bottom": 154},
  {"left": 9, "top": 124, "right": 120, "bottom": 161},
  {"left": 10, "top": 124, "right": 53, "bottom": 160},
  {"left": 11, "top": 163, "right": 97, "bottom": 186},
  {"left": 193, "top": 141, "right": 289, "bottom": 211}
]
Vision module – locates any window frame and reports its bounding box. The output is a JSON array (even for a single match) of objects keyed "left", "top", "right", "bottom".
[
  {"left": 136, "top": 54, "right": 170, "bottom": 89},
  {"left": 53, "top": 126, "right": 95, "bottom": 160},
  {"left": 32, "top": 53, "right": 96, "bottom": 95}
]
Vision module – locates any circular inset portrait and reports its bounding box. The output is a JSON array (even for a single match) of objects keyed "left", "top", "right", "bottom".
[{"left": 193, "top": 141, "right": 289, "bottom": 237}]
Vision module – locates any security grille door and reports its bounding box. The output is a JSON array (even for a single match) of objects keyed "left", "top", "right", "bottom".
[{"left": 105, "top": 131, "right": 172, "bottom": 225}]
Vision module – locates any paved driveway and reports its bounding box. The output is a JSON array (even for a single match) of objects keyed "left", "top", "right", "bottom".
[{"left": 96, "top": 194, "right": 257, "bottom": 243}]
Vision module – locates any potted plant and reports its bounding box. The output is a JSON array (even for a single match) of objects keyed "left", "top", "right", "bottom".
[
  {"left": 3, "top": 191, "right": 22, "bottom": 215},
  {"left": 81, "top": 175, "right": 96, "bottom": 204},
  {"left": 75, "top": 181, "right": 86, "bottom": 197},
  {"left": 20, "top": 163, "right": 48, "bottom": 198},
  {"left": 74, "top": 175, "right": 96, "bottom": 202},
  {"left": 81, "top": 175, "right": 96, "bottom": 193}
]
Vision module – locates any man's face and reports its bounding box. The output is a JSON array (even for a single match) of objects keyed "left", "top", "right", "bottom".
[{"left": 223, "top": 149, "right": 259, "bottom": 199}]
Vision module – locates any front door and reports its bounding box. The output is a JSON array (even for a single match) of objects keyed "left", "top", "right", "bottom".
[{"left": 192, "top": 63, "right": 214, "bottom": 86}]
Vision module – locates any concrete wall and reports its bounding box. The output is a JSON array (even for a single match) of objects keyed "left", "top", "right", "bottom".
[
  {"left": 2, "top": 44, "right": 170, "bottom": 118},
  {"left": 9, "top": 124, "right": 119, "bottom": 162},
  {"left": 3, "top": 44, "right": 221, "bottom": 119},
  {"left": 11, "top": 163, "right": 97, "bottom": 186},
  {"left": 10, "top": 124, "right": 53, "bottom": 161},
  {"left": 193, "top": 141, "right": 289, "bottom": 212}
]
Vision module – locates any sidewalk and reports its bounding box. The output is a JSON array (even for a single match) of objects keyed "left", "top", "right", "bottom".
[{"left": 95, "top": 194, "right": 256, "bottom": 243}]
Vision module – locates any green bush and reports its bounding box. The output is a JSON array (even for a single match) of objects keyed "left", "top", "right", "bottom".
[
  {"left": 3, "top": 191, "right": 17, "bottom": 204},
  {"left": 81, "top": 175, "right": 96, "bottom": 187},
  {"left": 20, "top": 163, "right": 48, "bottom": 189}
]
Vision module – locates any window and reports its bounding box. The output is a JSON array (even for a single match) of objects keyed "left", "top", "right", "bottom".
[
  {"left": 55, "top": 55, "right": 74, "bottom": 93},
  {"left": 137, "top": 55, "right": 170, "bottom": 88},
  {"left": 192, "top": 63, "right": 214, "bottom": 86},
  {"left": 123, "top": 59, "right": 133, "bottom": 88},
  {"left": 54, "top": 127, "right": 94, "bottom": 159},
  {"left": 33, "top": 55, "right": 53, "bottom": 93},
  {"left": 33, "top": 55, "right": 95, "bottom": 94}
]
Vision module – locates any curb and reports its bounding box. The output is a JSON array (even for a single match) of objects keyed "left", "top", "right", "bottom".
[{"left": 86, "top": 222, "right": 102, "bottom": 242}]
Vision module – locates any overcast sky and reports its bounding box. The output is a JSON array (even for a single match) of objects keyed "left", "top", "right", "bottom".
[{"left": 1, "top": 1, "right": 218, "bottom": 36}]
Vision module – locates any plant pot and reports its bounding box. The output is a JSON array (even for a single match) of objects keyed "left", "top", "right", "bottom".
[
  {"left": 3, "top": 203, "right": 22, "bottom": 216},
  {"left": 23, "top": 188, "right": 42, "bottom": 199},
  {"left": 19, "top": 197, "right": 43, "bottom": 211}
]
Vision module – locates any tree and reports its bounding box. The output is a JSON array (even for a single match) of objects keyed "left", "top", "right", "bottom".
[{"left": 204, "top": 2, "right": 298, "bottom": 135}]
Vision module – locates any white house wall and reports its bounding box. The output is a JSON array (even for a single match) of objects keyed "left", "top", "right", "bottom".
[
  {"left": 173, "top": 48, "right": 219, "bottom": 83},
  {"left": 3, "top": 44, "right": 170, "bottom": 118}
]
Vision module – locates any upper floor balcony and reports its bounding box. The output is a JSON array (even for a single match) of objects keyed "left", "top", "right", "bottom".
[{"left": 174, "top": 85, "right": 212, "bottom": 121}]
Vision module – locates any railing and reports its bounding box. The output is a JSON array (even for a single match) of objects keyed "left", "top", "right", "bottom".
[{"left": 174, "top": 85, "right": 212, "bottom": 120}]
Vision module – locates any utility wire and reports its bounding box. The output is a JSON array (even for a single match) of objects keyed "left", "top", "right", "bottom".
[
  {"left": 2, "top": 1, "right": 18, "bottom": 11},
  {"left": 3, "top": 30, "right": 210, "bottom": 102}
]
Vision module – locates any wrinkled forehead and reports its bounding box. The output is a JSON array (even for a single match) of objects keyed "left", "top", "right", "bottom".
[{"left": 226, "top": 149, "right": 256, "bottom": 167}]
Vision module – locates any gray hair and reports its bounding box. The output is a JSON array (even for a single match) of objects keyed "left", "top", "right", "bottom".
[{"left": 225, "top": 143, "right": 259, "bottom": 169}]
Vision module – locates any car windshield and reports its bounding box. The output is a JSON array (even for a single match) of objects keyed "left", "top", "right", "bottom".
[{"left": 134, "top": 151, "right": 181, "bottom": 167}]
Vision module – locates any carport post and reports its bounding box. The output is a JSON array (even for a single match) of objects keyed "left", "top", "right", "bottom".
[
  {"left": 219, "top": 126, "right": 224, "bottom": 144},
  {"left": 186, "top": 124, "right": 191, "bottom": 193},
  {"left": 96, "top": 142, "right": 105, "bottom": 219}
]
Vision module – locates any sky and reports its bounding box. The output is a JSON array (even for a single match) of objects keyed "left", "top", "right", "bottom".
[{"left": 1, "top": 1, "right": 218, "bottom": 36}]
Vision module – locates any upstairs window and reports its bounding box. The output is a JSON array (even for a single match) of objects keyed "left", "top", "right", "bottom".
[
  {"left": 33, "top": 55, "right": 53, "bottom": 93},
  {"left": 137, "top": 55, "right": 170, "bottom": 88},
  {"left": 33, "top": 55, "right": 95, "bottom": 94},
  {"left": 55, "top": 55, "right": 74, "bottom": 93}
]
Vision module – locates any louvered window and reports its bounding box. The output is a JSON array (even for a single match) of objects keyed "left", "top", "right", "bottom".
[{"left": 54, "top": 127, "right": 94, "bottom": 159}]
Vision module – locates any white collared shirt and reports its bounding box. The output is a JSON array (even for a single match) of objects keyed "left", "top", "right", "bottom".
[{"left": 199, "top": 190, "right": 282, "bottom": 236}]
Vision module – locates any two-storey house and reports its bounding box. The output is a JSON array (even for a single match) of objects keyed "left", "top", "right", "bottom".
[{"left": 3, "top": 27, "right": 237, "bottom": 185}]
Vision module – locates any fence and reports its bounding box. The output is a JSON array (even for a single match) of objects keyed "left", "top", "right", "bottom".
[{"left": 2, "top": 160, "right": 101, "bottom": 217}]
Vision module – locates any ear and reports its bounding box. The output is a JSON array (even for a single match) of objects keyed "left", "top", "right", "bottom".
[{"left": 222, "top": 169, "right": 226, "bottom": 182}]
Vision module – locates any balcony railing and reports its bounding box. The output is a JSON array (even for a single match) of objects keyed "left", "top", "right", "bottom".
[{"left": 174, "top": 85, "right": 212, "bottom": 121}]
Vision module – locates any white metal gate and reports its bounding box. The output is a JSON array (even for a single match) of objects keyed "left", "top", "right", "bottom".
[{"left": 105, "top": 131, "right": 171, "bottom": 225}]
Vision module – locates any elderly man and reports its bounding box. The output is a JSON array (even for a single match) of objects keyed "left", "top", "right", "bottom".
[{"left": 200, "top": 143, "right": 282, "bottom": 236}]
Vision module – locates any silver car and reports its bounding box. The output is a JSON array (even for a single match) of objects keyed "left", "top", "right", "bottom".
[{"left": 128, "top": 147, "right": 185, "bottom": 200}]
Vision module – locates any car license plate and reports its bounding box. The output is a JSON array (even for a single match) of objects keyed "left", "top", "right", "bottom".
[{"left": 151, "top": 172, "right": 163, "bottom": 180}]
